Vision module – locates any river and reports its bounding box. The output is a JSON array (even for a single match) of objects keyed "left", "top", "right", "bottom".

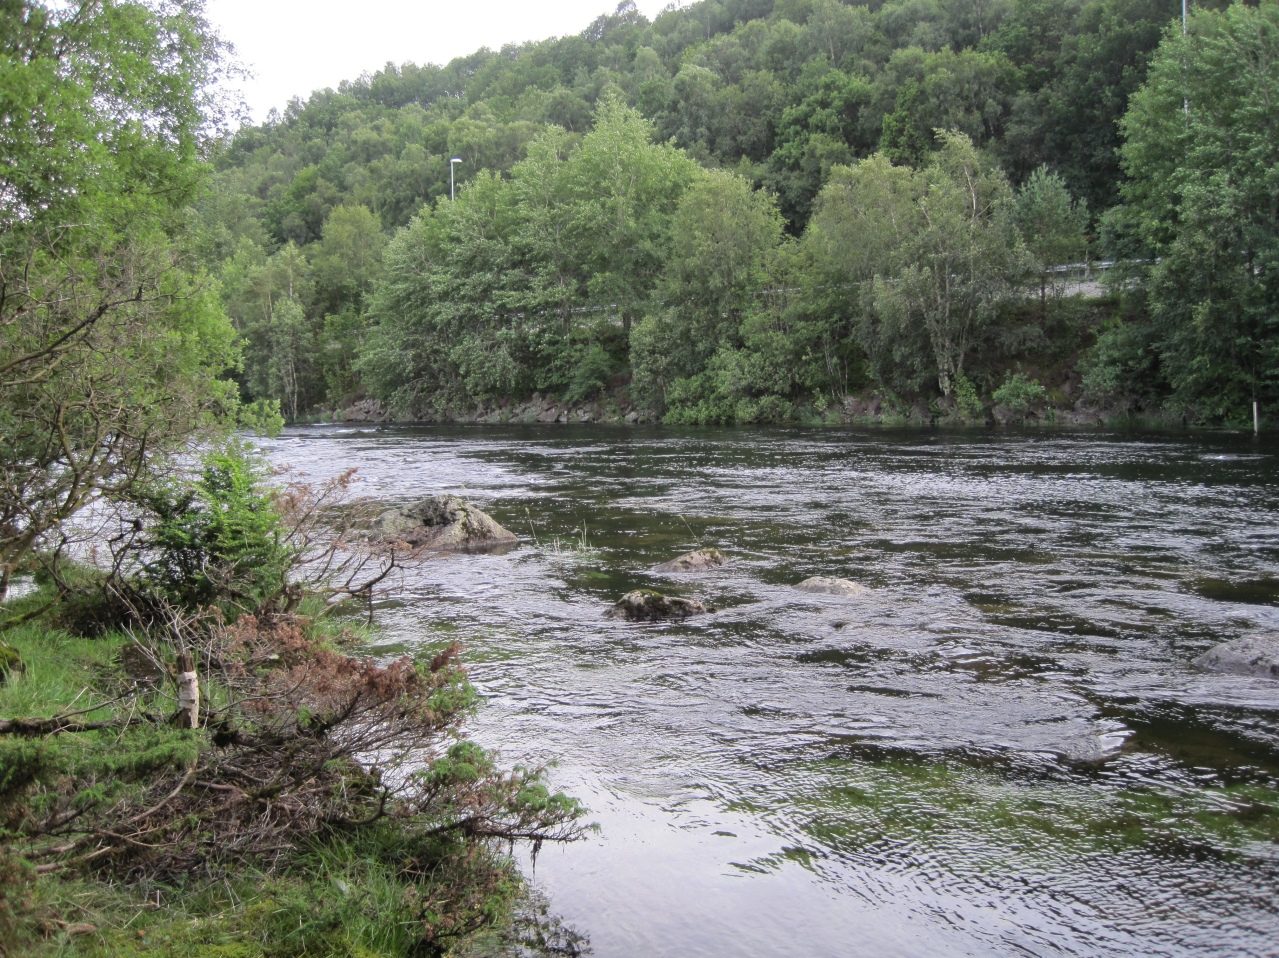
[{"left": 263, "top": 424, "right": 1279, "bottom": 958}]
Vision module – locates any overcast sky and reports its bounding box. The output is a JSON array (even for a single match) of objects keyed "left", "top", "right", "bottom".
[{"left": 204, "top": 0, "right": 676, "bottom": 123}]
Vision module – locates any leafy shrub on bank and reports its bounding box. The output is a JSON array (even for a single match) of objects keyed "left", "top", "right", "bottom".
[
  {"left": 133, "top": 444, "right": 294, "bottom": 614},
  {"left": 993, "top": 373, "right": 1049, "bottom": 421},
  {"left": 0, "top": 455, "right": 587, "bottom": 956}
]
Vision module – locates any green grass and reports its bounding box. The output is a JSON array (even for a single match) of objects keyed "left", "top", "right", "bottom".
[
  {"left": 0, "top": 624, "right": 129, "bottom": 718},
  {"left": 0, "top": 588, "right": 535, "bottom": 958}
]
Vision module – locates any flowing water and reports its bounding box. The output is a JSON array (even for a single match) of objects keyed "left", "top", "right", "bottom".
[{"left": 264, "top": 425, "right": 1279, "bottom": 958}]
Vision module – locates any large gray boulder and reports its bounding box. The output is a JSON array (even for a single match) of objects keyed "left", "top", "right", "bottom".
[
  {"left": 795, "top": 576, "right": 870, "bottom": 597},
  {"left": 375, "top": 496, "right": 517, "bottom": 552},
  {"left": 1193, "top": 634, "right": 1279, "bottom": 679},
  {"left": 606, "top": 590, "right": 709, "bottom": 622},
  {"left": 654, "top": 548, "right": 728, "bottom": 573}
]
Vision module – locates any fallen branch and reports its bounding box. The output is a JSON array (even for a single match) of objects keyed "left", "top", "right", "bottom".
[{"left": 0, "top": 714, "right": 164, "bottom": 736}]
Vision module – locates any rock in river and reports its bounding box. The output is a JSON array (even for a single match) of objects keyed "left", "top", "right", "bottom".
[
  {"left": 606, "top": 590, "right": 710, "bottom": 622},
  {"left": 374, "top": 495, "right": 517, "bottom": 552},
  {"left": 1193, "top": 634, "right": 1279, "bottom": 679},
  {"left": 795, "top": 576, "right": 870, "bottom": 597},
  {"left": 654, "top": 548, "right": 729, "bottom": 573}
]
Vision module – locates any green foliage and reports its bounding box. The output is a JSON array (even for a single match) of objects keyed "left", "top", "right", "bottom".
[
  {"left": 188, "top": 0, "right": 1274, "bottom": 423},
  {"left": 804, "top": 134, "right": 1031, "bottom": 401},
  {"left": 0, "top": 1, "right": 241, "bottom": 586},
  {"left": 237, "top": 398, "right": 286, "bottom": 437},
  {"left": 564, "top": 342, "right": 618, "bottom": 405},
  {"left": 992, "top": 372, "right": 1048, "bottom": 419},
  {"left": 1117, "top": 2, "right": 1279, "bottom": 422},
  {"left": 134, "top": 445, "right": 293, "bottom": 613},
  {"left": 1015, "top": 166, "right": 1089, "bottom": 267},
  {"left": 951, "top": 373, "right": 985, "bottom": 423},
  {"left": 1079, "top": 313, "right": 1162, "bottom": 410}
]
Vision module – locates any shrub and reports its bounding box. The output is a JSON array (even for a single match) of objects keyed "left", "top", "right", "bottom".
[
  {"left": 134, "top": 444, "right": 294, "bottom": 615},
  {"left": 952, "top": 373, "right": 985, "bottom": 423},
  {"left": 993, "top": 372, "right": 1049, "bottom": 420}
]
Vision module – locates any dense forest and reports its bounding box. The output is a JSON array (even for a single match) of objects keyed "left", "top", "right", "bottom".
[{"left": 205, "top": 0, "right": 1278, "bottom": 425}]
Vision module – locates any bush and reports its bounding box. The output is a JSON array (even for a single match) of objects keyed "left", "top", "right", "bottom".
[
  {"left": 952, "top": 373, "right": 985, "bottom": 423},
  {"left": 134, "top": 444, "right": 294, "bottom": 615},
  {"left": 563, "top": 342, "right": 617, "bottom": 405},
  {"left": 992, "top": 372, "right": 1049, "bottom": 420}
]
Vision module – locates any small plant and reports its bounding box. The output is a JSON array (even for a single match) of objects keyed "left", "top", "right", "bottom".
[
  {"left": 993, "top": 372, "right": 1049, "bottom": 421},
  {"left": 952, "top": 373, "right": 984, "bottom": 423},
  {"left": 133, "top": 443, "right": 294, "bottom": 615}
]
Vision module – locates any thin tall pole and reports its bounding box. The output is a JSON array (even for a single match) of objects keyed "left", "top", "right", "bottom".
[{"left": 1182, "top": 0, "right": 1189, "bottom": 115}]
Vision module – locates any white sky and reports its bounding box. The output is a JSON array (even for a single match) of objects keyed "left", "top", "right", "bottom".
[{"left": 204, "top": 0, "right": 676, "bottom": 123}]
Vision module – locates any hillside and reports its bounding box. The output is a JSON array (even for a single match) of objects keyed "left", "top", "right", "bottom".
[{"left": 199, "top": 0, "right": 1277, "bottom": 428}]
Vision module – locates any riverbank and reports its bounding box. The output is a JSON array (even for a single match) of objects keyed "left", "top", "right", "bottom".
[
  {"left": 0, "top": 439, "right": 586, "bottom": 958},
  {"left": 0, "top": 583, "right": 533, "bottom": 957},
  {"left": 333, "top": 389, "right": 1199, "bottom": 432}
]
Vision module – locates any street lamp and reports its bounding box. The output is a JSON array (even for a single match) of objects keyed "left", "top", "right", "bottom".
[{"left": 450, "top": 157, "right": 462, "bottom": 201}]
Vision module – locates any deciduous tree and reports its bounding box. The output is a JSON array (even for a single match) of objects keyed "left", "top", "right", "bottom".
[{"left": 0, "top": 0, "right": 241, "bottom": 595}]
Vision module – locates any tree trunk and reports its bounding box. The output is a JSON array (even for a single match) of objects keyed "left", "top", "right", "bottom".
[{"left": 176, "top": 651, "right": 200, "bottom": 729}]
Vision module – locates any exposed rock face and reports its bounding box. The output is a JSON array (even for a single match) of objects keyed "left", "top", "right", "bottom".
[
  {"left": 336, "top": 398, "right": 386, "bottom": 423},
  {"left": 1193, "top": 634, "right": 1279, "bottom": 679},
  {"left": 375, "top": 496, "right": 518, "bottom": 552},
  {"left": 606, "top": 590, "right": 709, "bottom": 622},
  {"left": 654, "top": 548, "right": 729, "bottom": 573},
  {"left": 795, "top": 576, "right": 870, "bottom": 597}
]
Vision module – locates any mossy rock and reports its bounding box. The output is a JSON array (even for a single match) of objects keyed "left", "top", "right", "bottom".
[
  {"left": 0, "top": 639, "right": 22, "bottom": 683},
  {"left": 606, "top": 590, "right": 710, "bottom": 622},
  {"left": 653, "top": 548, "right": 729, "bottom": 573}
]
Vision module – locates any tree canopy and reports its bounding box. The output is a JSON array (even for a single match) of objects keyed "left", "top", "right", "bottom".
[
  {"left": 191, "top": 0, "right": 1272, "bottom": 427},
  {"left": 0, "top": 0, "right": 244, "bottom": 592},
  {"left": 1117, "top": 1, "right": 1279, "bottom": 420}
]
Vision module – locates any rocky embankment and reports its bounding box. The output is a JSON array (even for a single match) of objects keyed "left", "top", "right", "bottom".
[
  {"left": 337, "top": 394, "right": 653, "bottom": 425},
  {"left": 335, "top": 389, "right": 1123, "bottom": 428}
]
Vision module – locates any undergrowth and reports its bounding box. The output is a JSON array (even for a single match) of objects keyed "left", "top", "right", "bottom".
[{"left": 0, "top": 445, "right": 587, "bottom": 957}]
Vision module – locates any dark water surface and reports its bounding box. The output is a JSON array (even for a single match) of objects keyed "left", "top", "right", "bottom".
[{"left": 264, "top": 425, "right": 1279, "bottom": 958}]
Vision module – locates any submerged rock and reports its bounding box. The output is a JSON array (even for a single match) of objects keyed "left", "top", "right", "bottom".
[
  {"left": 375, "top": 495, "right": 518, "bottom": 552},
  {"left": 606, "top": 590, "right": 709, "bottom": 622},
  {"left": 795, "top": 576, "right": 870, "bottom": 597},
  {"left": 654, "top": 548, "right": 729, "bottom": 573},
  {"left": 1193, "top": 634, "right": 1279, "bottom": 679}
]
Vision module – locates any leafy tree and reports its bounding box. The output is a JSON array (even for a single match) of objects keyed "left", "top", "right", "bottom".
[
  {"left": 873, "top": 132, "right": 1031, "bottom": 397},
  {"left": 806, "top": 134, "right": 1029, "bottom": 399},
  {"left": 561, "top": 95, "right": 700, "bottom": 335},
  {"left": 1015, "top": 165, "right": 1088, "bottom": 309},
  {"left": 1117, "top": 1, "right": 1279, "bottom": 421},
  {"left": 310, "top": 204, "right": 387, "bottom": 316},
  {"left": 0, "top": 0, "right": 239, "bottom": 595},
  {"left": 634, "top": 169, "right": 784, "bottom": 413},
  {"left": 134, "top": 444, "right": 292, "bottom": 613}
]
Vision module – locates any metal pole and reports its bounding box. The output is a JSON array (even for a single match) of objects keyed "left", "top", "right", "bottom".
[
  {"left": 450, "top": 157, "right": 461, "bottom": 201},
  {"left": 1254, "top": 400, "right": 1260, "bottom": 436},
  {"left": 1182, "top": 1, "right": 1189, "bottom": 115}
]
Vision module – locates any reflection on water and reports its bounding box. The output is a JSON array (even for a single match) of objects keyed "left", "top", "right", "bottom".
[{"left": 264, "top": 425, "right": 1279, "bottom": 958}]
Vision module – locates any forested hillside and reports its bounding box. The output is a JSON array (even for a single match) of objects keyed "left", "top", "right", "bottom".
[{"left": 200, "top": 0, "right": 1278, "bottom": 427}]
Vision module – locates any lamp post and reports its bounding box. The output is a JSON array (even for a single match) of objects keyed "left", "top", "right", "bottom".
[{"left": 450, "top": 157, "right": 462, "bottom": 201}]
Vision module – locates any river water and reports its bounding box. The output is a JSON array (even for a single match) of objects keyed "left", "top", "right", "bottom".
[{"left": 263, "top": 425, "right": 1279, "bottom": 958}]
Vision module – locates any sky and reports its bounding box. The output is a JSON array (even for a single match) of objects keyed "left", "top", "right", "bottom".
[{"left": 204, "top": 0, "right": 676, "bottom": 123}]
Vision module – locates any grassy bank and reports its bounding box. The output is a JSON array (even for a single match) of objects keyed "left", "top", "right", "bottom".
[{"left": 0, "top": 569, "right": 582, "bottom": 957}]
